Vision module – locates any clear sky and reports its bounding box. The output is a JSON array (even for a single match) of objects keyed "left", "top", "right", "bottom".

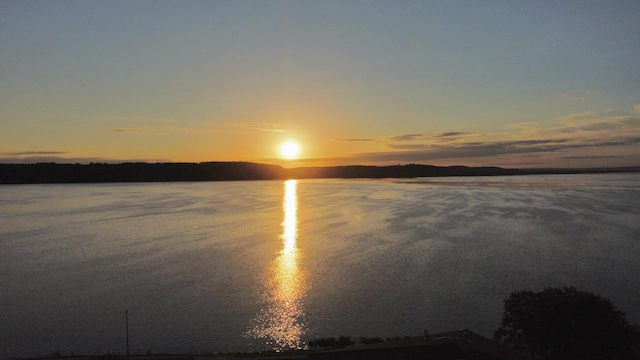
[{"left": 1, "top": 1, "right": 639, "bottom": 168}]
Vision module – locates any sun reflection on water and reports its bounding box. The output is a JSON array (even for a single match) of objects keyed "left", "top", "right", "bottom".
[{"left": 247, "top": 180, "right": 307, "bottom": 351}]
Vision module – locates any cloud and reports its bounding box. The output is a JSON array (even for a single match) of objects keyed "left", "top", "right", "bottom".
[
  {"left": 351, "top": 136, "right": 640, "bottom": 164},
  {"left": 560, "top": 89, "right": 595, "bottom": 103},
  {"left": 328, "top": 111, "right": 640, "bottom": 168},
  {"left": 0, "top": 155, "right": 170, "bottom": 164},
  {"left": 105, "top": 115, "right": 176, "bottom": 124},
  {"left": 231, "top": 122, "right": 286, "bottom": 133},
  {"left": 0, "top": 149, "right": 171, "bottom": 164},
  {"left": 336, "top": 138, "right": 375, "bottom": 142},
  {"left": 1, "top": 151, "right": 67, "bottom": 156},
  {"left": 337, "top": 132, "right": 476, "bottom": 145},
  {"left": 105, "top": 124, "right": 221, "bottom": 135},
  {"left": 180, "top": 126, "right": 221, "bottom": 134},
  {"left": 100, "top": 114, "right": 221, "bottom": 135},
  {"left": 338, "top": 132, "right": 476, "bottom": 145},
  {"left": 108, "top": 128, "right": 152, "bottom": 134},
  {"left": 578, "top": 117, "right": 640, "bottom": 132},
  {"left": 388, "top": 139, "right": 570, "bottom": 152},
  {"left": 436, "top": 132, "right": 470, "bottom": 137},
  {"left": 562, "top": 155, "right": 624, "bottom": 160},
  {"left": 389, "top": 134, "right": 423, "bottom": 141}
]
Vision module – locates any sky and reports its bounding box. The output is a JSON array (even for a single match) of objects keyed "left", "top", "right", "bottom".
[{"left": 1, "top": 1, "right": 639, "bottom": 168}]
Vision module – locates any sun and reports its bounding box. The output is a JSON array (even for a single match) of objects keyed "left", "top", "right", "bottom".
[{"left": 279, "top": 140, "right": 301, "bottom": 159}]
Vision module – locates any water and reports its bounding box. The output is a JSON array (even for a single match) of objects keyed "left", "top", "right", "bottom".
[{"left": 1, "top": 174, "right": 639, "bottom": 358}]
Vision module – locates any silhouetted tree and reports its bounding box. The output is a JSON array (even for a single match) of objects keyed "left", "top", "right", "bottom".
[{"left": 494, "top": 287, "right": 640, "bottom": 359}]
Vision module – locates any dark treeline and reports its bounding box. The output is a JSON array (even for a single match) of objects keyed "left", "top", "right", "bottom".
[
  {"left": 289, "top": 164, "right": 526, "bottom": 179},
  {"left": 0, "top": 162, "right": 287, "bottom": 184},
  {"left": 1, "top": 162, "right": 638, "bottom": 184}
]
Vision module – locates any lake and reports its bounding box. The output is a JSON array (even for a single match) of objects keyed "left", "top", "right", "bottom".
[{"left": 1, "top": 174, "right": 639, "bottom": 358}]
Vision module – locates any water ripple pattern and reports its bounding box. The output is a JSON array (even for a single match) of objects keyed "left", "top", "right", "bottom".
[{"left": 1, "top": 174, "right": 639, "bottom": 357}]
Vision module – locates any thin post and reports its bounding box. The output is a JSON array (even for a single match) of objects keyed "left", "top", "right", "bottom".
[{"left": 126, "top": 310, "right": 130, "bottom": 360}]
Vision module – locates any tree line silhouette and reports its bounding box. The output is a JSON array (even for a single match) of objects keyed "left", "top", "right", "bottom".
[{"left": 1, "top": 162, "right": 638, "bottom": 184}]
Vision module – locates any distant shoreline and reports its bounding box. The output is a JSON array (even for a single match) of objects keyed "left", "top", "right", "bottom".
[{"left": 1, "top": 162, "right": 638, "bottom": 185}]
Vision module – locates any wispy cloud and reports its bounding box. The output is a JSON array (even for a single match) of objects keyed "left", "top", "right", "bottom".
[
  {"left": 388, "top": 138, "right": 570, "bottom": 151},
  {"left": 392, "top": 136, "right": 639, "bottom": 155},
  {"left": 105, "top": 124, "right": 221, "bottom": 135},
  {"left": 0, "top": 154, "right": 170, "bottom": 164},
  {"left": 336, "top": 138, "right": 375, "bottom": 142},
  {"left": 560, "top": 89, "right": 595, "bottom": 103},
  {"left": 562, "top": 155, "right": 626, "bottom": 160},
  {"left": 578, "top": 117, "right": 640, "bottom": 132},
  {"left": 327, "top": 112, "right": 640, "bottom": 168},
  {"left": 336, "top": 132, "right": 475, "bottom": 145},
  {"left": 1, "top": 151, "right": 67, "bottom": 156},
  {"left": 230, "top": 122, "right": 287, "bottom": 133},
  {"left": 105, "top": 115, "right": 176, "bottom": 124},
  {"left": 389, "top": 134, "right": 424, "bottom": 141},
  {"left": 100, "top": 114, "right": 221, "bottom": 135},
  {"left": 349, "top": 136, "right": 640, "bottom": 165},
  {"left": 435, "top": 131, "right": 471, "bottom": 138},
  {"left": 107, "top": 128, "right": 152, "bottom": 134}
]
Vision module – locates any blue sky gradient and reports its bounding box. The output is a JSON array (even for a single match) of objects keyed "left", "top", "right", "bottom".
[{"left": 1, "top": 1, "right": 639, "bottom": 167}]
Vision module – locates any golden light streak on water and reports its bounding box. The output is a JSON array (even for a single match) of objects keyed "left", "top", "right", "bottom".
[
  {"left": 282, "top": 179, "right": 297, "bottom": 260},
  {"left": 247, "top": 180, "right": 307, "bottom": 351}
]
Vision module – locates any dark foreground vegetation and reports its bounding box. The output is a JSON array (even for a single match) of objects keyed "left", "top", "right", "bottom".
[
  {"left": 494, "top": 287, "right": 640, "bottom": 360},
  {"left": 306, "top": 286, "right": 640, "bottom": 359},
  {"left": 1, "top": 162, "right": 639, "bottom": 184},
  {"left": 22, "top": 288, "right": 640, "bottom": 360}
]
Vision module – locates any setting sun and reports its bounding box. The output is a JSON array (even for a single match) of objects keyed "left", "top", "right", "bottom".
[{"left": 280, "top": 141, "right": 301, "bottom": 160}]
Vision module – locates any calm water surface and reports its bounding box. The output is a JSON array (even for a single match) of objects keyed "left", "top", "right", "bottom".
[{"left": 1, "top": 174, "right": 639, "bottom": 357}]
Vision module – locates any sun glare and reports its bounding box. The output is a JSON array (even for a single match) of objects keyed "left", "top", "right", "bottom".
[{"left": 279, "top": 141, "right": 301, "bottom": 160}]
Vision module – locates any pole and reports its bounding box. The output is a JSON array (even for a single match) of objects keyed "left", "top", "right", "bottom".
[{"left": 126, "top": 310, "right": 130, "bottom": 360}]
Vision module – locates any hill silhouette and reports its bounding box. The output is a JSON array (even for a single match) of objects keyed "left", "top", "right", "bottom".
[{"left": 0, "top": 162, "right": 638, "bottom": 184}]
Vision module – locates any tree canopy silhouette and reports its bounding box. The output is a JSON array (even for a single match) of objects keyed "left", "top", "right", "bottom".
[{"left": 494, "top": 286, "right": 640, "bottom": 359}]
